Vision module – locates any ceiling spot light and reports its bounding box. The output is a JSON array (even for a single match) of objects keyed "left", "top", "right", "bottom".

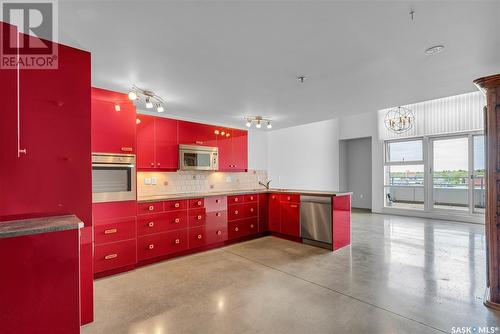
[
  {"left": 214, "top": 130, "right": 220, "bottom": 135},
  {"left": 221, "top": 131, "right": 225, "bottom": 136},
  {"left": 115, "top": 104, "right": 121, "bottom": 112},
  {"left": 226, "top": 133, "right": 230, "bottom": 137},
  {"left": 145, "top": 98, "right": 153, "bottom": 109},
  {"left": 128, "top": 91, "right": 138, "bottom": 100},
  {"left": 244, "top": 116, "right": 273, "bottom": 130},
  {"left": 425, "top": 45, "right": 445, "bottom": 56},
  {"left": 246, "top": 119, "right": 252, "bottom": 127},
  {"left": 267, "top": 121, "right": 272, "bottom": 129},
  {"left": 156, "top": 104, "right": 164, "bottom": 112},
  {"left": 136, "top": 118, "right": 141, "bottom": 124},
  {"left": 256, "top": 120, "right": 262, "bottom": 128}
]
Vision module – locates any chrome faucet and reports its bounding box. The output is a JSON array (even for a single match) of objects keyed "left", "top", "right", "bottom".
[{"left": 259, "top": 179, "right": 272, "bottom": 190}]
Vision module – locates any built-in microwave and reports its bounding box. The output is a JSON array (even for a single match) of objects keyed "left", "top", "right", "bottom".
[
  {"left": 91, "top": 153, "right": 136, "bottom": 203},
  {"left": 179, "top": 144, "right": 218, "bottom": 171}
]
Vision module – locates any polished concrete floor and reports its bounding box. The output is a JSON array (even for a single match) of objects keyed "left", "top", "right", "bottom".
[{"left": 83, "top": 212, "right": 500, "bottom": 333}]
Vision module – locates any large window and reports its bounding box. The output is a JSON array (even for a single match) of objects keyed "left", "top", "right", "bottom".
[
  {"left": 384, "top": 133, "right": 485, "bottom": 215},
  {"left": 384, "top": 139, "right": 425, "bottom": 210}
]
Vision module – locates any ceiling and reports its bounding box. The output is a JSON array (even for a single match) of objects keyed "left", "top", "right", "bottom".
[{"left": 59, "top": 1, "right": 500, "bottom": 129}]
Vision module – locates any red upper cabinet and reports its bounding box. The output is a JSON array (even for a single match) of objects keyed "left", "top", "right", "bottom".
[
  {"left": 136, "top": 115, "right": 156, "bottom": 169},
  {"left": 178, "top": 120, "right": 217, "bottom": 147},
  {"left": 136, "top": 115, "right": 178, "bottom": 170},
  {"left": 91, "top": 88, "right": 136, "bottom": 154},
  {"left": 217, "top": 128, "right": 248, "bottom": 172},
  {"left": 154, "top": 117, "right": 178, "bottom": 169}
]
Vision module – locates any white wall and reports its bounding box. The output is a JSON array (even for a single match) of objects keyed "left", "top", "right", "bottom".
[
  {"left": 341, "top": 137, "right": 372, "bottom": 209},
  {"left": 338, "top": 111, "right": 384, "bottom": 213},
  {"left": 268, "top": 119, "right": 339, "bottom": 190},
  {"left": 248, "top": 129, "right": 268, "bottom": 171}
]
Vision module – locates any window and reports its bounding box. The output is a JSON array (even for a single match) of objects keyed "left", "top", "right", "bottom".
[{"left": 384, "top": 139, "right": 425, "bottom": 210}]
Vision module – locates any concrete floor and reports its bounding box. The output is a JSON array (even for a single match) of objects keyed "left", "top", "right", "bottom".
[{"left": 82, "top": 212, "right": 500, "bottom": 333}]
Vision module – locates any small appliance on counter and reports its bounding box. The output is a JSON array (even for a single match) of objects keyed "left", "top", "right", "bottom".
[
  {"left": 179, "top": 144, "right": 218, "bottom": 171},
  {"left": 91, "top": 153, "right": 136, "bottom": 203}
]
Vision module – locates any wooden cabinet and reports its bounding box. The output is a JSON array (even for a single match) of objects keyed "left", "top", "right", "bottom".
[
  {"left": 91, "top": 87, "right": 136, "bottom": 154},
  {"left": 136, "top": 115, "right": 178, "bottom": 170}
]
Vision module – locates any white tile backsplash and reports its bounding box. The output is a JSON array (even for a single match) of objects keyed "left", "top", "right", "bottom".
[{"left": 137, "top": 170, "right": 268, "bottom": 197}]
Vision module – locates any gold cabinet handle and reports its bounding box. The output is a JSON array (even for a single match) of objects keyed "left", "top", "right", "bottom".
[
  {"left": 217, "top": 230, "right": 222, "bottom": 236},
  {"left": 216, "top": 212, "right": 221, "bottom": 217},
  {"left": 197, "top": 215, "right": 202, "bottom": 220},
  {"left": 148, "top": 222, "right": 154, "bottom": 227},
  {"left": 148, "top": 244, "right": 155, "bottom": 250},
  {"left": 250, "top": 224, "right": 254, "bottom": 228},
  {"left": 235, "top": 227, "right": 239, "bottom": 232},
  {"left": 250, "top": 208, "right": 254, "bottom": 212},
  {"left": 197, "top": 200, "right": 202, "bottom": 206},
  {"left": 197, "top": 234, "right": 202, "bottom": 240},
  {"left": 234, "top": 210, "right": 238, "bottom": 215},
  {"left": 175, "top": 238, "right": 180, "bottom": 244},
  {"left": 175, "top": 203, "right": 180, "bottom": 208},
  {"left": 104, "top": 228, "right": 117, "bottom": 234},
  {"left": 148, "top": 205, "right": 154, "bottom": 211},
  {"left": 287, "top": 196, "right": 291, "bottom": 201},
  {"left": 272, "top": 195, "right": 275, "bottom": 199},
  {"left": 104, "top": 254, "right": 117, "bottom": 260},
  {"left": 174, "top": 218, "right": 180, "bottom": 223},
  {"left": 215, "top": 199, "right": 220, "bottom": 204},
  {"left": 234, "top": 198, "right": 239, "bottom": 202},
  {"left": 290, "top": 204, "right": 298, "bottom": 208},
  {"left": 250, "top": 196, "right": 254, "bottom": 200},
  {"left": 121, "top": 147, "right": 133, "bottom": 152}
]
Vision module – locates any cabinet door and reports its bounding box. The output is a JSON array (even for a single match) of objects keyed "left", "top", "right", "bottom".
[
  {"left": 217, "top": 129, "right": 233, "bottom": 171},
  {"left": 268, "top": 194, "right": 281, "bottom": 232},
  {"left": 155, "top": 117, "right": 178, "bottom": 170},
  {"left": 91, "top": 88, "right": 136, "bottom": 154},
  {"left": 136, "top": 115, "right": 156, "bottom": 169},
  {"left": 231, "top": 129, "right": 248, "bottom": 171},
  {"left": 258, "top": 194, "right": 269, "bottom": 232},
  {"left": 178, "top": 121, "right": 217, "bottom": 147},
  {"left": 280, "top": 202, "right": 300, "bottom": 237}
]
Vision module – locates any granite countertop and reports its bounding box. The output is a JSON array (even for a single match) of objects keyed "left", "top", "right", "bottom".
[
  {"left": 138, "top": 189, "right": 351, "bottom": 203},
  {"left": 0, "top": 215, "right": 83, "bottom": 239}
]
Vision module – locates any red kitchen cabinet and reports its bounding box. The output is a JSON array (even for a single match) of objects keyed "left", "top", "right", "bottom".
[
  {"left": 268, "top": 194, "right": 281, "bottom": 232},
  {"left": 94, "top": 239, "right": 137, "bottom": 273},
  {"left": 137, "top": 233, "right": 169, "bottom": 261},
  {"left": 280, "top": 202, "right": 300, "bottom": 237},
  {"left": 178, "top": 120, "right": 217, "bottom": 147},
  {"left": 0, "top": 24, "right": 93, "bottom": 325},
  {"left": 165, "top": 229, "right": 189, "bottom": 254},
  {"left": 136, "top": 115, "right": 178, "bottom": 170},
  {"left": 217, "top": 128, "right": 248, "bottom": 171},
  {"left": 258, "top": 194, "right": 269, "bottom": 232},
  {"left": 332, "top": 194, "right": 351, "bottom": 251},
  {"left": 91, "top": 87, "right": 136, "bottom": 154},
  {"left": 189, "top": 226, "right": 207, "bottom": 248},
  {"left": 136, "top": 115, "right": 156, "bottom": 169},
  {"left": 155, "top": 117, "right": 178, "bottom": 169}
]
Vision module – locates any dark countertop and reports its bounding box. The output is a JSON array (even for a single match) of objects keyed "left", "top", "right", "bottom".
[
  {"left": 0, "top": 215, "right": 84, "bottom": 239},
  {"left": 138, "top": 189, "right": 351, "bottom": 203}
]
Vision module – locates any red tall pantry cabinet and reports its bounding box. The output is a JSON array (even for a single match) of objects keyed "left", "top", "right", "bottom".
[{"left": 0, "top": 23, "right": 93, "bottom": 325}]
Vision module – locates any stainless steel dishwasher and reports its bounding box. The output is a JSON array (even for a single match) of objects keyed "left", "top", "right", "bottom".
[{"left": 300, "top": 195, "right": 332, "bottom": 249}]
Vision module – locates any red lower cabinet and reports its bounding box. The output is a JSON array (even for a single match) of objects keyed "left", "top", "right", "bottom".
[
  {"left": 280, "top": 202, "right": 300, "bottom": 237},
  {"left": 94, "top": 239, "right": 137, "bottom": 273},
  {"left": 206, "top": 226, "right": 228, "bottom": 244},
  {"left": 94, "top": 218, "right": 136, "bottom": 244},
  {"left": 258, "top": 194, "right": 269, "bottom": 232},
  {"left": 189, "top": 226, "right": 207, "bottom": 248},
  {"left": 137, "top": 233, "right": 169, "bottom": 261},
  {"left": 166, "top": 229, "right": 189, "bottom": 254},
  {"left": 268, "top": 194, "right": 281, "bottom": 232}
]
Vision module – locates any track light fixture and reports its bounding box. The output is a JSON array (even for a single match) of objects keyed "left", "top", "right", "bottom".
[
  {"left": 244, "top": 116, "right": 273, "bottom": 129},
  {"left": 128, "top": 84, "right": 166, "bottom": 113}
]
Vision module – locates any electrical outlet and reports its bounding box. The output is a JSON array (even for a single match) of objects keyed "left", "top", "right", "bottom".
[
  {"left": 151, "top": 176, "right": 157, "bottom": 185},
  {"left": 360, "top": 194, "right": 363, "bottom": 199},
  {"left": 144, "top": 178, "right": 151, "bottom": 185},
  {"left": 226, "top": 176, "right": 232, "bottom": 183}
]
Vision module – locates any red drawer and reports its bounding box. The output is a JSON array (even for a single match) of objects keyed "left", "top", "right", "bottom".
[
  {"left": 189, "top": 198, "right": 205, "bottom": 209},
  {"left": 94, "top": 239, "right": 136, "bottom": 273},
  {"left": 228, "top": 220, "right": 247, "bottom": 239},
  {"left": 206, "top": 210, "right": 227, "bottom": 228},
  {"left": 137, "top": 233, "right": 169, "bottom": 261},
  {"left": 165, "top": 229, "right": 189, "bottom": 254},
  {"left": 137, "top": 211, "right": 189, "bottom": 236},
  {"left": 243, "top": 202, "right": 258, "bottom": 217},
  {"left": 164, "top": 199, "right": 188, "bottom": 211},
  {"left": 138, "top": 201, "right": 163, "bottom": 215},
  {"left": 244, "top": 217, "right": 259, "bottom": 235},
  {"left": 227, "top": 195, "right": 243, "bottom": 205},
  {"left": 93, "top": 201, "right": 137, "bottom": 222},
  {"left": 279, "top": 193, "right": 300, "bottom": 203},
  {"left": 228, "top": 204, "right": 245, "bottom": 221},
  {"left": 189, "top": 208, "right": 206, "bottom": 227},
  {"left": 94, "top": 218, "right": 136, "bottom": 245},
  {"left": 206, "top": 226, "right": 228, "bottom": 244},
  {"left": 205, "top": 196, "right": 227, "bottom": 212},
  {"left": 189, "top": 227, "right": 207, "bottom": 249},
  {"left": 244, "top": 194, "right": 258, "bottom": 203}
]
